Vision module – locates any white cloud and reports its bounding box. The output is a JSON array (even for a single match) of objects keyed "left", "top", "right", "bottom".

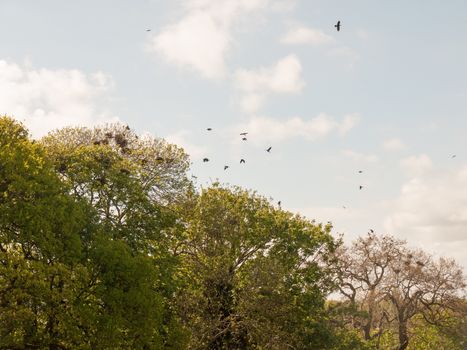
[
  {"left": 0, "top": 59, "right": 118, "bottom": 137},
  {"left": 147, "top": 0, "right": 275, "bottom": 79},
  {"left": 400, "top": 154, "right": 433, "bottom": 177},
  {"left": 384, "top": 166, "right": 467, "bottom": 266},
  {"left": 383, "top": 138, "right": 405, "bottom": 151},
  {"left": 165, "top": 129, "right": 207, "bottom": 160},
  {"left": 234, "top": 54, "right": 305, "bottom": 113},
  {"left": 232, "top": 113, "right": 359, "bottom": 144},
  {"left": 342, "top": 149, "right": 379, "bottom": 163},
  {"left": 280, "top": 25, "right": 334, "bottom": 45}
]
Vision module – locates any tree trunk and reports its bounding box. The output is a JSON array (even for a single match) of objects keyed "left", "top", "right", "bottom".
[{"left": 397, "top": 320, "right": 409, "bottom": 350}]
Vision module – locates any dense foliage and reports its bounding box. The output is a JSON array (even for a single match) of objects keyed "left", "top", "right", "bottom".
[{"left": 0, "top": 116, "right": 465, "bottom": 349}]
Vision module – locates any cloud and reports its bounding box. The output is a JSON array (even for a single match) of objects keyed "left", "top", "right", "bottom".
[
  {"left": 234, "top": 54, "right": 305, "bottom": 113},
  {"left": 0, "top": 59, "right": 118, "bottom": 137},
  {"left": 383, "top": 138, "right": 405, "bottom": 151},
  {"left": 232, "top": 113, "right": 359, "bottom": 144},
  {"left": 342, "top": 149, "right": 379, "bottom": 163},
  {"left": 147, "top": 0, "right": 275, "bottom": 79},
  {"left": 384, "top": 166, "right": 467, "bottom": 266},
  {"left": 400, "top": 154, "right": 433, "bottom": 177},
  {"left": 165, "top": 129, "right": 207, "bottom": 160},
  {"left": 280, "top": 25, "right": 334, "bottom": 45}
]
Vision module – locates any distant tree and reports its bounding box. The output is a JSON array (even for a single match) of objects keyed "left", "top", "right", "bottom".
[{"left": 335, "top": 233, "right": 466, "bottom": 350}]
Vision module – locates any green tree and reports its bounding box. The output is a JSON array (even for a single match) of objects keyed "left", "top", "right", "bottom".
[
  {"left": 1, "top": 118, "right": 189, "bottom": 348},
  {"left": 176, "top": 184, "right": 340, "bottom": 349}
]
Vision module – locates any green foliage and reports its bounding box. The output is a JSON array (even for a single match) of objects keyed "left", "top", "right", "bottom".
[
  {"left": 0, "top": 117, "right": 188, "bottom": 349},
  {"left": 176, "top": 184, "right": 340, "bottom": 349},
  {"left": 1, "top": 116, "right": 464, "bottom": 349}
]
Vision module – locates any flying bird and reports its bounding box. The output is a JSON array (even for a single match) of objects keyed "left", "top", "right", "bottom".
[
  {"left": 240, "top": 159, "right": 246, "bottom": 164},
  {"left": 146, "top": 29, "right": 151, "bottom": 32},
  {"left": 242, "top": 137, "right": 247, "bottom": 141},
  {"left": 266, "top": 147, "right": 272, "bottom": 153},
  {"left": 207, "top": 128, "right": 212, "bottom": 131},
  {"left": 224, "top": 165, "right": 229, "bottom": 170},
  {"left": 203, "top": 158, "right": 209, "bottom": 162},
  {"left": 359, "top": 185, "right": 363, "bottom": 190},
  {"left": 240, "top": 132, "right": 248, "bottom": 136},
  {"left": 358, "top": 170, "right": 363, "bottom": 173},
  {"left": 369, "top": 229, "right": 374, "bottom": 234},
  {"left": 277, "top": 201, "right": 281, "bottom": 207},
  {"left": 334, "top": 20, "right": 341, "bottom": 31},
  {"left": 451, "top": 154, "right": 457, "bottom": 158}
]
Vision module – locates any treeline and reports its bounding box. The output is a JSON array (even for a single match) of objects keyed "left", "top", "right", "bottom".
[{"left": 0, "top": 116, "right": 465, "bottom": 349}]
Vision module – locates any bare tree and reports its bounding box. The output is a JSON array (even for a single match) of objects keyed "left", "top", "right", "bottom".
[{"left": 335, "top": 233, "right": 466, "bottom": 350}]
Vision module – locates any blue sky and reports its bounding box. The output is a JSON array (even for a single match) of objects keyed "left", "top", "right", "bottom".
[{"left": 1, "top": 0, "right": 466, "bottom": 268}]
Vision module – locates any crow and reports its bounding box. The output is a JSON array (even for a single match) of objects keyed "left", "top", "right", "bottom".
[
  {"left": 224, "top": 165, "right": 229, "bottom": 170},
  {"left": 266, "top": 146, "right": 272, "bottom": 153},
  {"left": 242, "top": 137, "right": 247, "bottom": 141},
  {"left": 203, "top": 158, "right": 209, "bottom": 162},
  {"left": 207, "top": 128, "right": 212, "bottom": 131},
  {"left": 359, "top": 185, "right": 363, "bottom": 190},
  {"left": 146, "top": 29, "right": 151, "bottom": 32},
  {"left": 452, "top": 154, "right": 457, "bottom": 158},
  {"left": 358, "top": 170, "right": 363, "bottom": 173},
  {"left": 240, "top": 159, "right": 245, "bottom": 164},
  {"left": 278, "top": 201, "right": 281, "bottom": 207},
  {"left": 369, "top": 229, "right": 374, "bottom": 234},
  {"left": 240, "top": 132, "right": 248, "bottom": 136},
  {"left": 335, "top": 20, "right": 341, "bottom": 31}
]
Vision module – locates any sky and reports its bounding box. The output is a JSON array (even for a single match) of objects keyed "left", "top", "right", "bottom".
[{"left": 1, "top": 0, "right": 467, "bottom": 269}]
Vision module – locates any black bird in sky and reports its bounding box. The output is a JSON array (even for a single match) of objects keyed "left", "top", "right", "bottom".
[
  {"left": 359, "top": 185, "right": 363, "bottom": 190},
  {"left": 240, "top": 132, "right": 248, "bottom": 136},
  {"left": 452, "top": 154, "right": 457, "bottom": 158},
  {"left": 146, "top": 29, "right": 151, "bottom": 32},
  {"left": 278, "top": 201, "right": 281, "bottom": 207},
  {"left": 203, "top": 158, "right": 209, "bottom": 162},
  {"left": 207, "top": 128, "right": 212, "bottom": 131},
  {"left": 335, "top": 20, "right": 341, "bottom": 31},
  {"left": 240, "top": 159, "right": 246, "bottom": 164},
  {"left": 369, "top": 229, "right": 374, "bottom": 234},
  {"left": 224, "top": 165, "right": 229, "bottom": 170},
  {"left": 358, "top": 170, "right": 363, "bottom": 173},
  {"left": 242, "top": 137, "right": 247, "bottom": 141},
  {"left": 266, "top": 146, "right": 272, "bottom": 153}
]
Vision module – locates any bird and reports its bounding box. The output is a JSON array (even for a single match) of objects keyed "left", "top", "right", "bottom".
[
  {"left": 369, "top": 229, "right": 374, "bottom": 234},
  {"left": 266, "top": 147, "right": 272, "bottom": 153},
  {"left": 359, "top": 185, "right": 363, "bottom": 190},
  {"left": 277, "top": 201, "right": 281, "bottom": 207},
  {"left": 203, "top": 158, "right": 209, "bottom": 162},
  {"left": 240, "top": 132, "right": 248, "bottom": 136},
  {"left": 146, "top": 29, "right": 151, "bottom": 32},
  {"left": 358, "top": 170, "right": 363, "bottom": 173},
  {"left": 342, "top": 205, "right": 347, "bottom": 209},
  {"left": 452, "top": 155, "right": 457, "bottom": 158},
  {"left": 224, "top": 165, "right": 229, "bottom": 170},
  {"left": 242, "top": 137, "right": 247, "bottom": 141},
  {"left": 334, "top": 20, "right": 341, "bottom": 31},
  {"left": 207, "top": 128, "right": 212, "bottom": 131},
  {"left": 240, "top": 159, "right": 246, "bottom": 164}
]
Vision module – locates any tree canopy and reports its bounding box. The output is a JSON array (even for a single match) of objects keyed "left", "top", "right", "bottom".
[{"left": 0, "top": 116, "right": 465, "bottom": 349}]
